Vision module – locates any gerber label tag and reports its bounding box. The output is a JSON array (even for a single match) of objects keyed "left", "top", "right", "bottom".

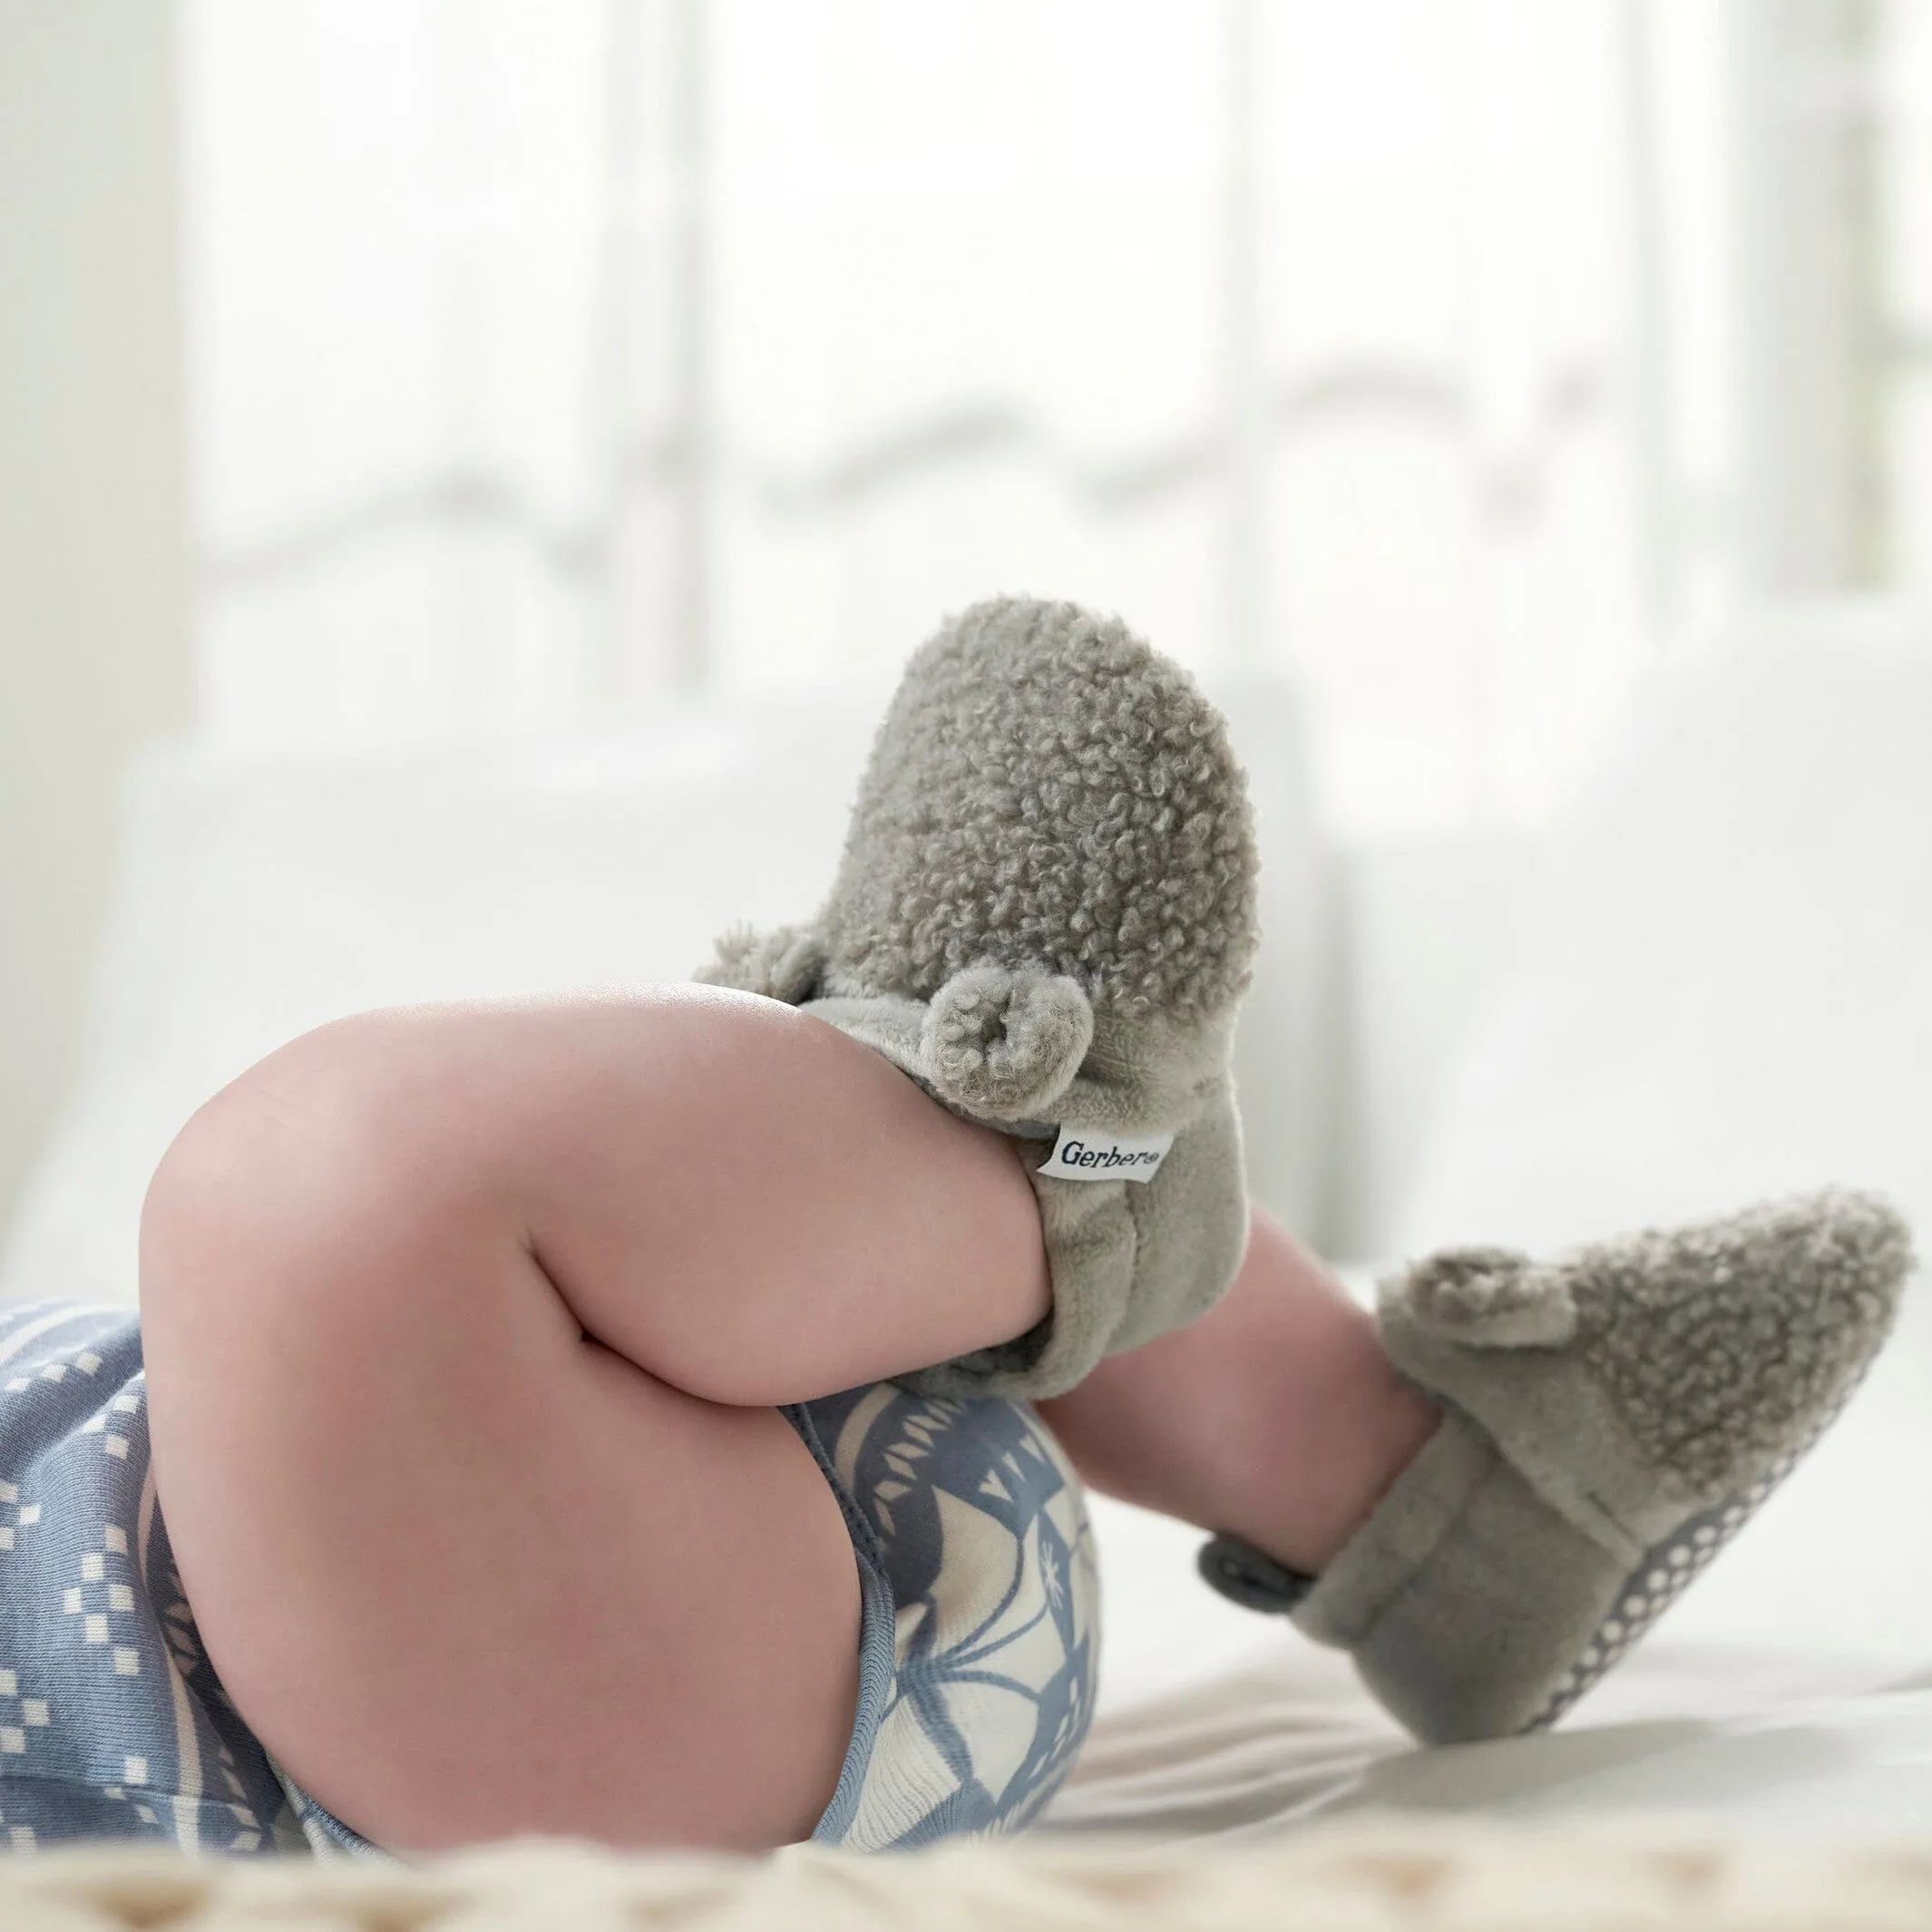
[{"left": 1040, "top": 1125, "right": 1175, "bottom": 1184}]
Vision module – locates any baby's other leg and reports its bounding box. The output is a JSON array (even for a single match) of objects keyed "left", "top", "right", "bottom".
[
  {"left": 140, "top": 989, "right": 1051, "bottom": 1853},
  {"left": 1047, "top": 1192, "right": 1908, "bottom": 1747},
  {"left": 1036, "top": 1207, "right": 1440, "bottom": 1575}
]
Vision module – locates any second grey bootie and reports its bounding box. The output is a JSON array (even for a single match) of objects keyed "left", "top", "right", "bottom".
[
  {"left": 698, "top": 596, "right": 1262, "bottom": 1400},
  {"left": 1202, "top": 1187, "right": 1915, "bottom": 1742}
]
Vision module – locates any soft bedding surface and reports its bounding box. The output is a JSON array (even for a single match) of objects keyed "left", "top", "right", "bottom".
[
  {"left": 6, "top": 1824, "right": 1932, "bottom": 1932},
  {"left": 1049, "top": 1619, "right": 1932, "bottom": 1843},
  {"left": 1040, "top": 1484, "right": 1932, "bottom": 1843}
]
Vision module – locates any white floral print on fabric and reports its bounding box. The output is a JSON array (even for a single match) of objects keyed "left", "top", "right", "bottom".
[{"left": 802, "top": 1383, "right": 1101, "bottom": 1852}]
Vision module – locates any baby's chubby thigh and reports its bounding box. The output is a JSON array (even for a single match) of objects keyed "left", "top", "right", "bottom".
[{"left": 139, "top": 1014, "right": 864, "bottom": 1854}]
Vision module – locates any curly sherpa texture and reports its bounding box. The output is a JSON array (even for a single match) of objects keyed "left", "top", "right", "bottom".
[
  {"left": 1393, "top": 1187, "right": 1914, "bottom": 1493},
  {"left": 703, "top": 922, "right": 825, "bottom": 1005},
  {"left": 920, "top": 964, "right": 1095, "bottom": 1118},
  {"left": 1397, "top": 1246, "right": 1579, "bottom": 1349},
  {"left": 816, "top": 598, "right": 1261, "bottom": 1021}
]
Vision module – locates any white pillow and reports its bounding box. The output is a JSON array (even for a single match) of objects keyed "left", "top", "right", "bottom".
[
  {"left": 1400, "top": 604, "right": 1932, "bottom": 1267},
  {"left": 1395, "top": 603, "right": 1932, "bottom": 1670},
  {"left": 1, "top": 675, "right": 1327, "bottom": 1306}
]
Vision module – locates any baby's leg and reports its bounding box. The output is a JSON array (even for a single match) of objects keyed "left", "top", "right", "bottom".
[
  {"left": 142, "top": 988, "right": 1439, "bottom": 1849},
  {"left": 1037, "top": 1209, "right": 1440, "bottom": 1574},
  {"left": 140, "top": 988, "right": 1053, "bottom": 1853},
  {"left": 1049, "top": 1189, "right": 1908, "bottom": 1748}
]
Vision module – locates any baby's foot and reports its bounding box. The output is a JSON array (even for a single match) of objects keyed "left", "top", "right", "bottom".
[{"left": 1203, "top": 1187, "right": 1915, "bottom": 1742}]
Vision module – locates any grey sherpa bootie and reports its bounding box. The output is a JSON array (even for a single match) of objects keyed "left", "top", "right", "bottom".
[
  {"left": 696, "top": 595, "right": 1262, "bottom": 1401},
  {"left": 1201, "top": 1187, "right": 1916, "bottom": 1743}
]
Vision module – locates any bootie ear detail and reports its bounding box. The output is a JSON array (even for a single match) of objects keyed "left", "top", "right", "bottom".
[
  {"left": 697, "top": 923, "right": 826, "bottom": 1005},
  {"left": 920, "top": 964, "right": 1095, "bottom": 1120},
  {"left": 1390, "top": 1245, "right": 1578, "bottom": 1349}
]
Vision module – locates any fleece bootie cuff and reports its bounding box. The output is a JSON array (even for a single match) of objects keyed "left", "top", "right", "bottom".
[
  {"left": 1293, "top": 1410, "right": 1633, "bottom": 1742},
  {"left": 1198, "top": 1413, "right": 1623, "bottom": 1745},
  {"left": 797, "top": 996, "right": 1252, "bottom": 1401}
]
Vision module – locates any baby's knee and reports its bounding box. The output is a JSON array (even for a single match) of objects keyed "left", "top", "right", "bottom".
[{"left": 141, "top": 1017, "right": 473, "bottom": 1331}]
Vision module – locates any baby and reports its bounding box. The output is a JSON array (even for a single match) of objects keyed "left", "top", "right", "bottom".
[{"left": 0, "top": 599, "right": 1910, "bottom": 1858}]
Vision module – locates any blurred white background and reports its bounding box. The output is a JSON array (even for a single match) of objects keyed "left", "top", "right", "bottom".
[
  {"left": 184, "top": 0, "right": 1680, "bottom": 832},
  {"left": 2, "top": 0, "right": 1925, "bottom": 1246}
]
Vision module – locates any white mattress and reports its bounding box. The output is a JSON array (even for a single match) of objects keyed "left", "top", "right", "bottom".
[{"left": 1048, "top": 1634, "right": 1932, "bottom": 1841}]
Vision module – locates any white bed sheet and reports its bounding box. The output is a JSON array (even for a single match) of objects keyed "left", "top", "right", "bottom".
[
  {"left": 1049, "top": 1642, "right": 1932, "bottom": 1842},
  {"left": 1047, "top": 1469, "right": 1932, "bottom": 1842}
]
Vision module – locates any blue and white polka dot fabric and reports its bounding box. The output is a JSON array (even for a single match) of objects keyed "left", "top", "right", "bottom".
[{"left": 0, "top": 1303, "right": 302, "bottom": 1853}]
